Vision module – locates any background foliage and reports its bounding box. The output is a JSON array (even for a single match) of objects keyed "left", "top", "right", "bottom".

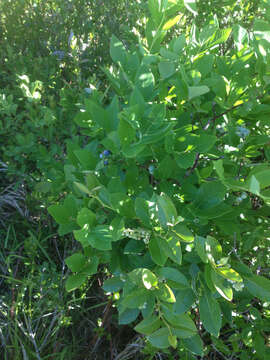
[{"left": 1, "top": 0, "right": 270, "bottom": 359}]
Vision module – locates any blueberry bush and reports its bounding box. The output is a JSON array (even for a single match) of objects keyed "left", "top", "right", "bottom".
[{"left": 48, "top": 0, "right": 270, "bottom": 358}]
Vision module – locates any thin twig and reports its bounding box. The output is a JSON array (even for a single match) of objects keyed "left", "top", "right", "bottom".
[
  {"left": 90, "top": 299, "right": 113, "bottom": 353},
  {"left": 203, "top": 103, "right": 242, "bottom": 131},
  {"left": 184, "top": 152, "right": 200, "bottom": 178}
]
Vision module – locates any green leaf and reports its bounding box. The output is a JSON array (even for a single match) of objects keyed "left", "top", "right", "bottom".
[
  {"left": 174, "top": 288, "right": 196, "bottom": 314},
  {"left": 157, "top": 194, "right": 177, "bottom": 227},
  {"left": 110, "top": 193, "right": 135, "bottom": 218},
  {"left": 135, "top": 198, "right": 151, "bottom": 227},
  {"left": 118, "top": 308, "right": 140, "bottom": 325},
  {"left": 134, "top": 66, "right": 155, "bottom": 99},
  {"left": 162, "top": 307, "right": 197, "bottom": 338},
  {"left": 194, "top": 54, "right": 214, "bottom": 77},
  {"left": 77, "top": 208, "right": 96, "bottom": 228},
  {"left": 205, "top": 236, "right": 223, "bottom": 264},
  {"left": 244, "top": 274, "right": 270, "bottom": 301},
  {"left": 63, "top": 196, "right": 77, "bottom": 217},
  {"left": 90, "top": 225, "right": 113, "bottom": 251},
  {"left": 74, "top": 225, "right": 112, "bottom": 251},
  {"left": 156, "top": 283, "right": 176, "bottom": 303},
  {"left": 192, "top": 134, "right": 216, "bottom": 153},
  {"left": 81, "top": 256, "right": 99, "bottom": 276},
  {"left": 214, "top": 159, "right": 225, "bottom": 180},
  {"left": 65, "top": 253, "right": 86, "bottom": 273},
  {"left": 147, "top": 327, "right": 170, "bottom": 349},
  {"left": 129, "top": 87, "right": 145, "bottom": 115},
  {"left": 172, "top": 224, "right": 194, "bottom": 243},
  {"left": 118, "top": 118, "right": 136, "bottom": 147},
  {"left": 141, "top": 123, "right": 174, "bottom": 145},
  {"left": 162, "top": 15, "right": 181, "bottom": 30},
  {"left": 195, "top": 236, "right": 208, "bottom": 263},
  {"left": 48, "top": 204, "right": 71, "bottom": 225},
  {"left": 149, "top": 236, "right": 168, "bottom": 266},
  {"left": 210, "top": 28, "right": 232, "bottom": 47},
  {"left": 135, "top": 315, "right": 161, "bottom": 335},
  {"left": 188, "top": 86, "right": 209, "bottom": 100},
  {"left": 204, "top": 264, "right": 216, "bottom": 292},
  {"left": 74, "top": 182, "right": 92, "bottom": 196},
  {"left": 187, "top": 203, "right": 232, "bottom": 219},
  {"left": 124, "top": 239, "right": 145, "bottom": 255},
  {"left": 249, "top": 175, "right": 260, "bottom": 195},
  {"left": 198, "top": 24, "right": 217, "bottom": 45},
  {"left": 216, "top": 266, "right": 242, "bottom": 283},
  {"left": 74, "top": 149, "right": 98, "bottom": 170},
  {"left": 254, "top": 333, "right": 266, "bottom": 359},
  {"left": 173, "top": 35, "right": 186, "bottom": 53},
  {"left": 122, "top": 288, "right": 148, "bottom": 309},
  {"left": 233, "top": 24, "right": 248, "bottom": 46},
  {"left": 168, "top": 334, "right": 177, "bottom": 349},
  {"left": 111, "top": 216, "right": 125, "bottom": 241},
  {"left": 254, "top": 20, "right": 270, "bottom": 42},
  {"left": 162, "top": 234, "right": 182, "bottom": 265},
  {"left": 142, "top": 269, "right": 158, "bottom": 290},
  {"left": 175, "top": 151, "right": 196, "bottom": 169},
  {"left": 248, "top": 169, "right": 270, "bottom": 189},
  {"left": 199, "top": 289, "right": 221, "bottom": 337},
  {"left": 158, "top": 61, "right": 175, "bottom": 78},
  {"left": 122, "top": 142, "right": 146, "bottom": 158},
  {"left": 58, "top": 222, "right": 78, "bottom": 236},
  {"left": 141, "top": 293, "right": 156, "bottom": 319},
  {"left": 231, "top": 261, "right": 253, "bottom": 277},
  {"left": 110, "top": 35, "right": 127, "bottom": 65},
  {"left": 65, "top": 273, "right": 87, "bottom": 292},
  {"left": 157, "top": 267, "right": 189, "bottom": 288},
  {"left": 211, "top": 269, "right": 233, "bottom": 301},
  {"left": 103, "top": 276, "right": 124, "bottom": 292},
  {"left": 85, "top": 99, "right": 112, "bottom": 132},
  {"left": 148, "top": 0, "right": 163, "bottom": 27},
  {"left": 182, "top": 335, "right": 204, "bottom": 356},
  {"left": 194, "top": 181, "right": 226, "bottom": 210}
]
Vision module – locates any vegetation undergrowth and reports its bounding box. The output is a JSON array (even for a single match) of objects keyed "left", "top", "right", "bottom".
[{"left": 1, "top": 0, "right": 270, "bottom": 359}]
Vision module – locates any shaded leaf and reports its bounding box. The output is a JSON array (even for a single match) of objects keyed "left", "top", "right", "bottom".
[
  {"left": 65, "top": 273, "right": 87, "bottom": 292},
  {"left": 149, "top": 236, "right": 168, "bottom": 266},
  {"left": 199, "top": 289, "right": 221, "bottom": 337},
  {"left": 135, "top": 315, "right": 161, "bottom": 335},
  {"left": 148, "top": 327, "right": 170, "bottom": 349},
  {"left": 244, "top": 274, "right": 270, "bottom": 301},
  {"left": 65, "top": 253, "right": 86, "bottom": 273}
]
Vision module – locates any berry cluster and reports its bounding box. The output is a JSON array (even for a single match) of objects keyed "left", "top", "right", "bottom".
[
  {"left": 236, "top": 126, "right": 250, "bottom": 138},
  {"left": 99, "top": 149, "right": 111, "bottom": 166},
  {"left": 235, "top": 192, "right": 248, "bottom": 204}
]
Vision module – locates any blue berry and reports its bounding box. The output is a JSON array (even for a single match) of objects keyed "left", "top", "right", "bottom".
[
  {"left": 99, "top": 153, "right": 103, "bottom": 159},
  {"left": 104, "top": 160, "right": 109, "bottom": 166},
  {"left": 148, "top": 165, "right": 155, "bottom": 175},
  {"left": 103, "top": 150, "right": 111, "bottom": 156},
  {"left": 52, "top": 50, "right": 65, "bottom": 60},
  {"left": 236, "top": 126, "right": 250, "bottom": 138}
]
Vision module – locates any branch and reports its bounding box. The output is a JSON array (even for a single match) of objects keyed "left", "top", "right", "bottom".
[
  {"left": 204, "top": 103, "right": 243, "bottom": 131},
  {"left": 184, "top": 152, "right": 200, "bottom": 178}
]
